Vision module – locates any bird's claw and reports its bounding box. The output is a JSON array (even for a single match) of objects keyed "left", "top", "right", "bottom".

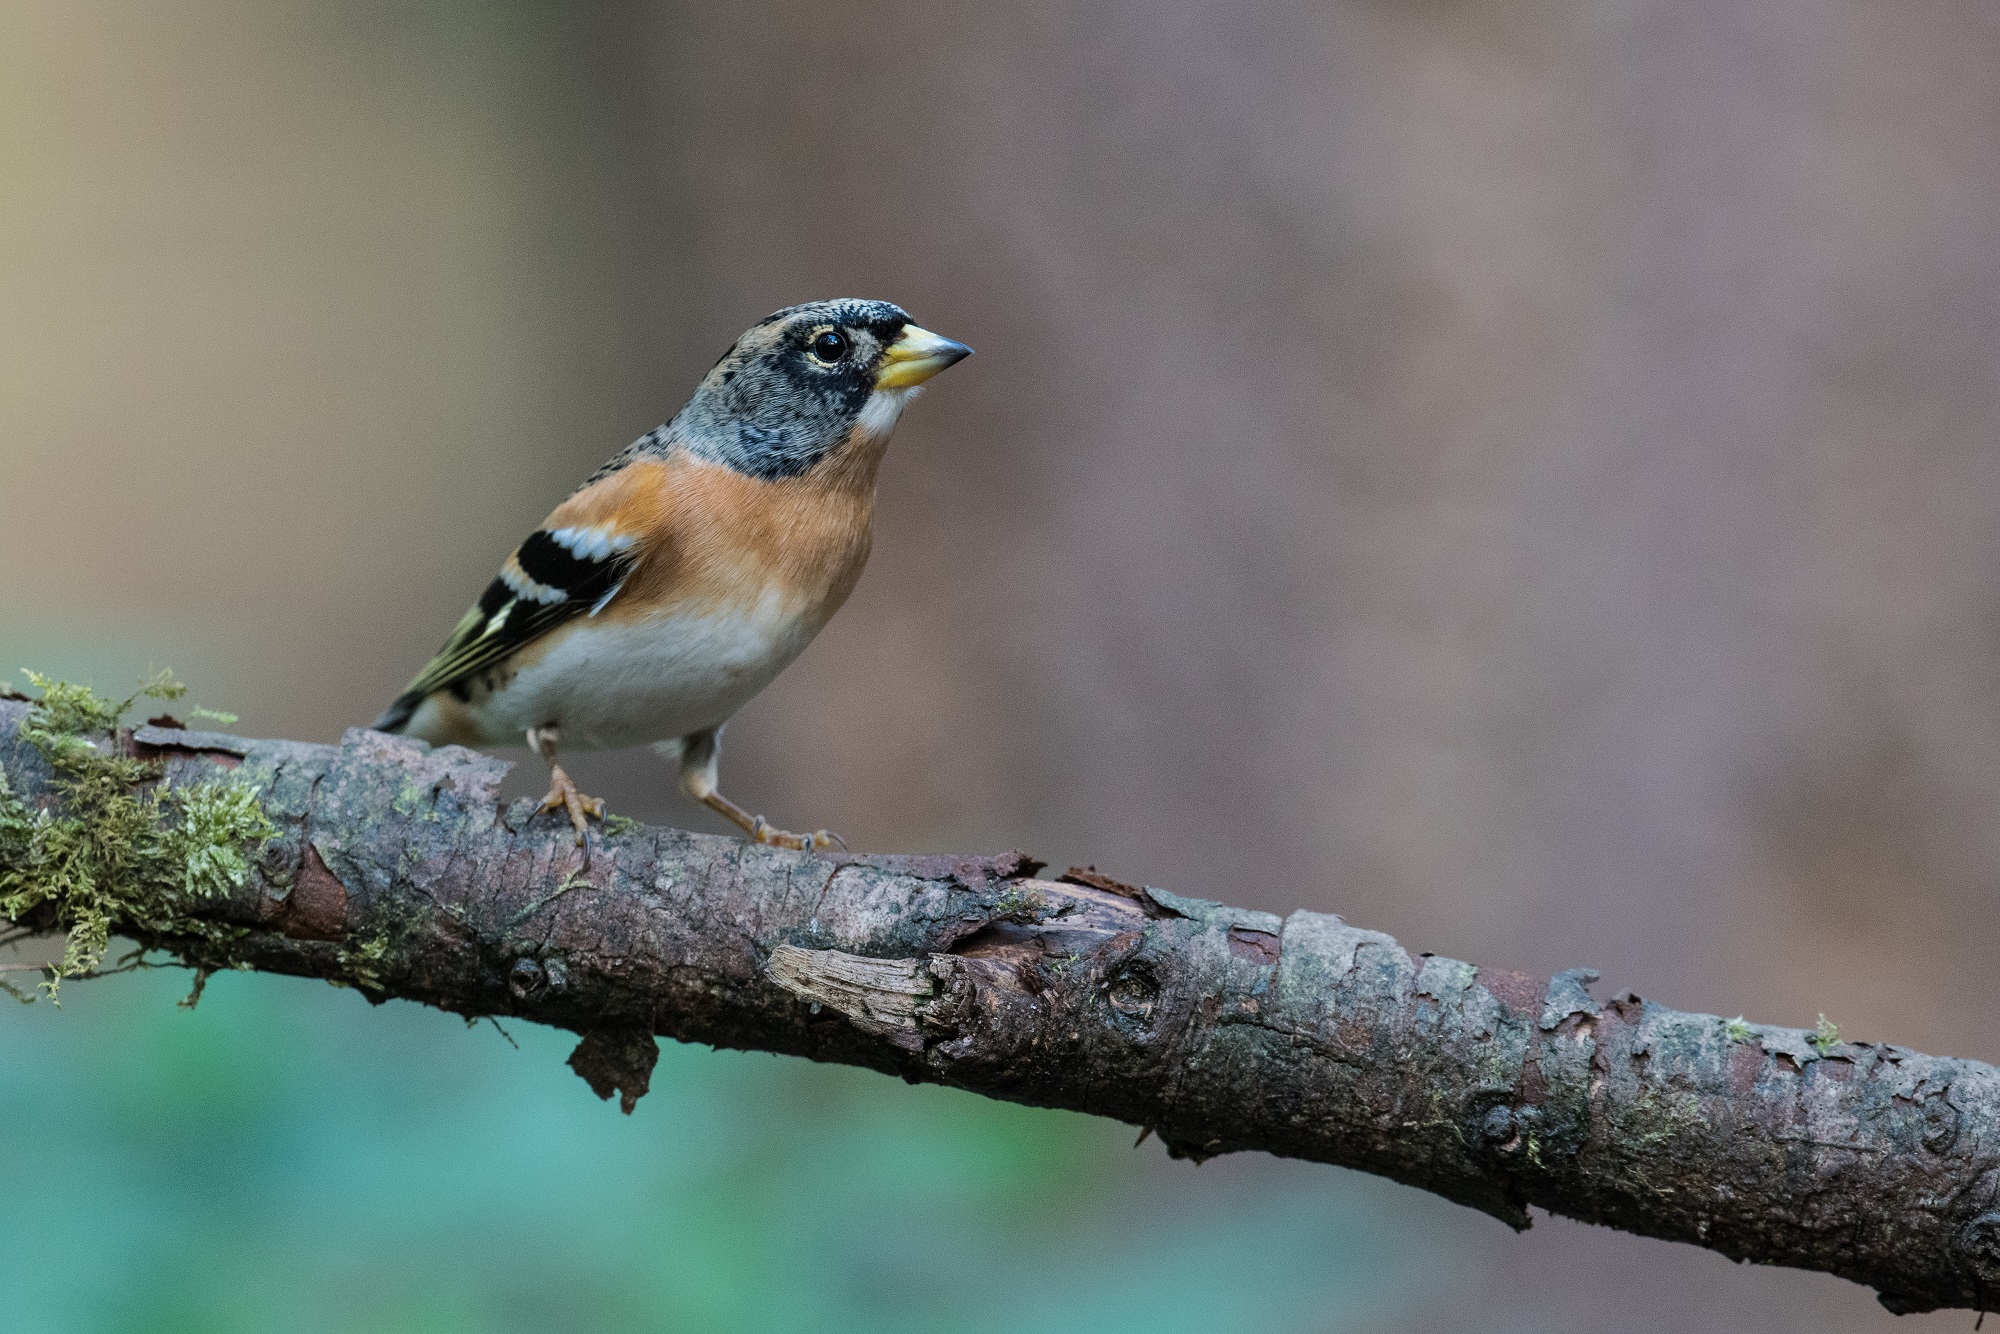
[
  {"left": 537, "top": 766, "right": 606, "bottom": 866},
  {"left": 747, "top": 815, "right": 846, "bottom": 853}
]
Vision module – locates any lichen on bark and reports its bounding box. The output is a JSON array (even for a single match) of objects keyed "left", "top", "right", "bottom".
[{"left": 0, "top": 672, "right": 275, "bottom": 998}]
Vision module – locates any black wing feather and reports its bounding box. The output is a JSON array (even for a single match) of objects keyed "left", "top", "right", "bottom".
[{"left": 371, "top": 530, "right": 637, "bottom": 732}]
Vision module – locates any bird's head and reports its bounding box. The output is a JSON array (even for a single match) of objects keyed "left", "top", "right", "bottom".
[{"left": 673, "top": 299, "right": 972, "bottom": 481}]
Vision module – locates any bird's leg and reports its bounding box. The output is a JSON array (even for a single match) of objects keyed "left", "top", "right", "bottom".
[
  {"left": 668, "top": 727, "right": 845, "bottom": 854},
  {"left": 528, "top": 725, "right": 605, "bottom": 862}
]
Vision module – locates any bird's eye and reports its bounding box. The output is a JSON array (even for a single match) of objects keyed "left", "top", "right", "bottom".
[{"left": 810, "top": 330, "right": 849, "bottom": 364}]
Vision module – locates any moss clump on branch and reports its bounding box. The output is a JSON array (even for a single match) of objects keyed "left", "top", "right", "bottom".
[{"left": 0, "top": 670, "right": 275, "bottom": 999}]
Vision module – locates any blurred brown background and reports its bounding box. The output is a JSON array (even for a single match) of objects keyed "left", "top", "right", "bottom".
[{"left": 6, "top": 2, "right": 1999, "bottom": 1329}]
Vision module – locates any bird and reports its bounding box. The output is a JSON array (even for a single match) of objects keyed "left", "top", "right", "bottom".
[{"left": 371, "top": 299, "right": 971, "bottom": 857}]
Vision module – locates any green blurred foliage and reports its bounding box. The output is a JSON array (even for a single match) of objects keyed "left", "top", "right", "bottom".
[{"left": 1, "top": 965, "right": 1435, "bottom": 1333}]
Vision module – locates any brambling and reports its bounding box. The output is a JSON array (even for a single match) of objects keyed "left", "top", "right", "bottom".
[{"left": 373, "top": 299, "right": 971, "bottom": 856}]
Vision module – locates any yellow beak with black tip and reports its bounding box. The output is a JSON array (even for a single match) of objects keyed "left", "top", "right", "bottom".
[{"left": 875, "top": 324, "right": 973, "bottom": 389}]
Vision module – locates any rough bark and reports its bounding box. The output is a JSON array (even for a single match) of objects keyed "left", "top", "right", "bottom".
[{"left": 3, "top": 701, "right": 1994, "bottom": 1316}]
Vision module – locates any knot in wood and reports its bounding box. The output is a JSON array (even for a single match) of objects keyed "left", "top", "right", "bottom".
[
  {"left": 508, "top": 958, "right": 544, "bottom": 999},
  {"left": 1920, "top": 1095, "right": 1960, "bottom": 1154},
  {"left": 1961, "top": 1210, "right": 2000, "bottom": 1286},
  {"left": 1106, "top": 964, "right": 1158, "bottom": 1022}
]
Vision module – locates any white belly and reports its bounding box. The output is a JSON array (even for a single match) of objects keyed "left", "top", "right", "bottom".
[{"left": 461, "top": 597, "right": 818, "bottom": 750}]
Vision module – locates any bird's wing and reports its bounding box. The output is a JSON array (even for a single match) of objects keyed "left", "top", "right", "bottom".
[{"left": 374, "top": 459, "right": 671, "bottom": 731}]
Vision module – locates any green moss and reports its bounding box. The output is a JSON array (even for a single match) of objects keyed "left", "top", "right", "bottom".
[
  {"left": 332, "top": 932, "right": 392, "bottom": 993},
  {"left": 1722, "top": 1016, "right": 1752, "bottom": 1043},
  {"left": 1809, "top": 1013, "right": 1840, "bottom": 1056},
  {"left": 0, "top": 671, "right": 276, "bottom": 1000},
  {"left": 992, "top": 884, "right": 1048, "bottom": 920}
]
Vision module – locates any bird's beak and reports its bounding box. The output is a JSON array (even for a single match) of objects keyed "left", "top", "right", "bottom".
[{"left": 875, "top": 324, "right": 973, "bottom": 389}]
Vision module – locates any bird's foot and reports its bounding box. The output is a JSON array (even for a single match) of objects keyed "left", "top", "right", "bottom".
[
  {"left": 537, "top": 763, "right": 607, "bottom": 862},
  {"left": 748, "top": 816, "right": 847, "bottom": 854},
  {"left": 696, "top": 789, "right": 844, "bottom": 853}
]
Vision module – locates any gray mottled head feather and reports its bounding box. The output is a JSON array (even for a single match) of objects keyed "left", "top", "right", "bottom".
[{"left": 645, "top": 299, "right": 914, "bottom": 481}]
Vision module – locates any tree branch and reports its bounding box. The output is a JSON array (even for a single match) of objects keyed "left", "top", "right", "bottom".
[{"left": 3, "top": 700, "right": 1995, "bottom": 1315}]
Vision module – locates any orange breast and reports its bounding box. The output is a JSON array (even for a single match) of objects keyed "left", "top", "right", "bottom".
[{"left": 543, "top": 445, "right": 883, "bottom": 634}]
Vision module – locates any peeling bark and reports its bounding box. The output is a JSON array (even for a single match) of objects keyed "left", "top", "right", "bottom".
[{"left": 4, "top": 701, "right": 1996, "bottom": 1315}]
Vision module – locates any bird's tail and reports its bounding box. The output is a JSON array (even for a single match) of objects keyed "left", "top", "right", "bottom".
[{"left": 371, "top": 692, "right": 422, "bottom": 734}]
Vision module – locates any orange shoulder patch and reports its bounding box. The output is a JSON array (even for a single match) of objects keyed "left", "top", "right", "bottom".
[{"left": 544, "top": 457, "right": 679, "bottom": 544}]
